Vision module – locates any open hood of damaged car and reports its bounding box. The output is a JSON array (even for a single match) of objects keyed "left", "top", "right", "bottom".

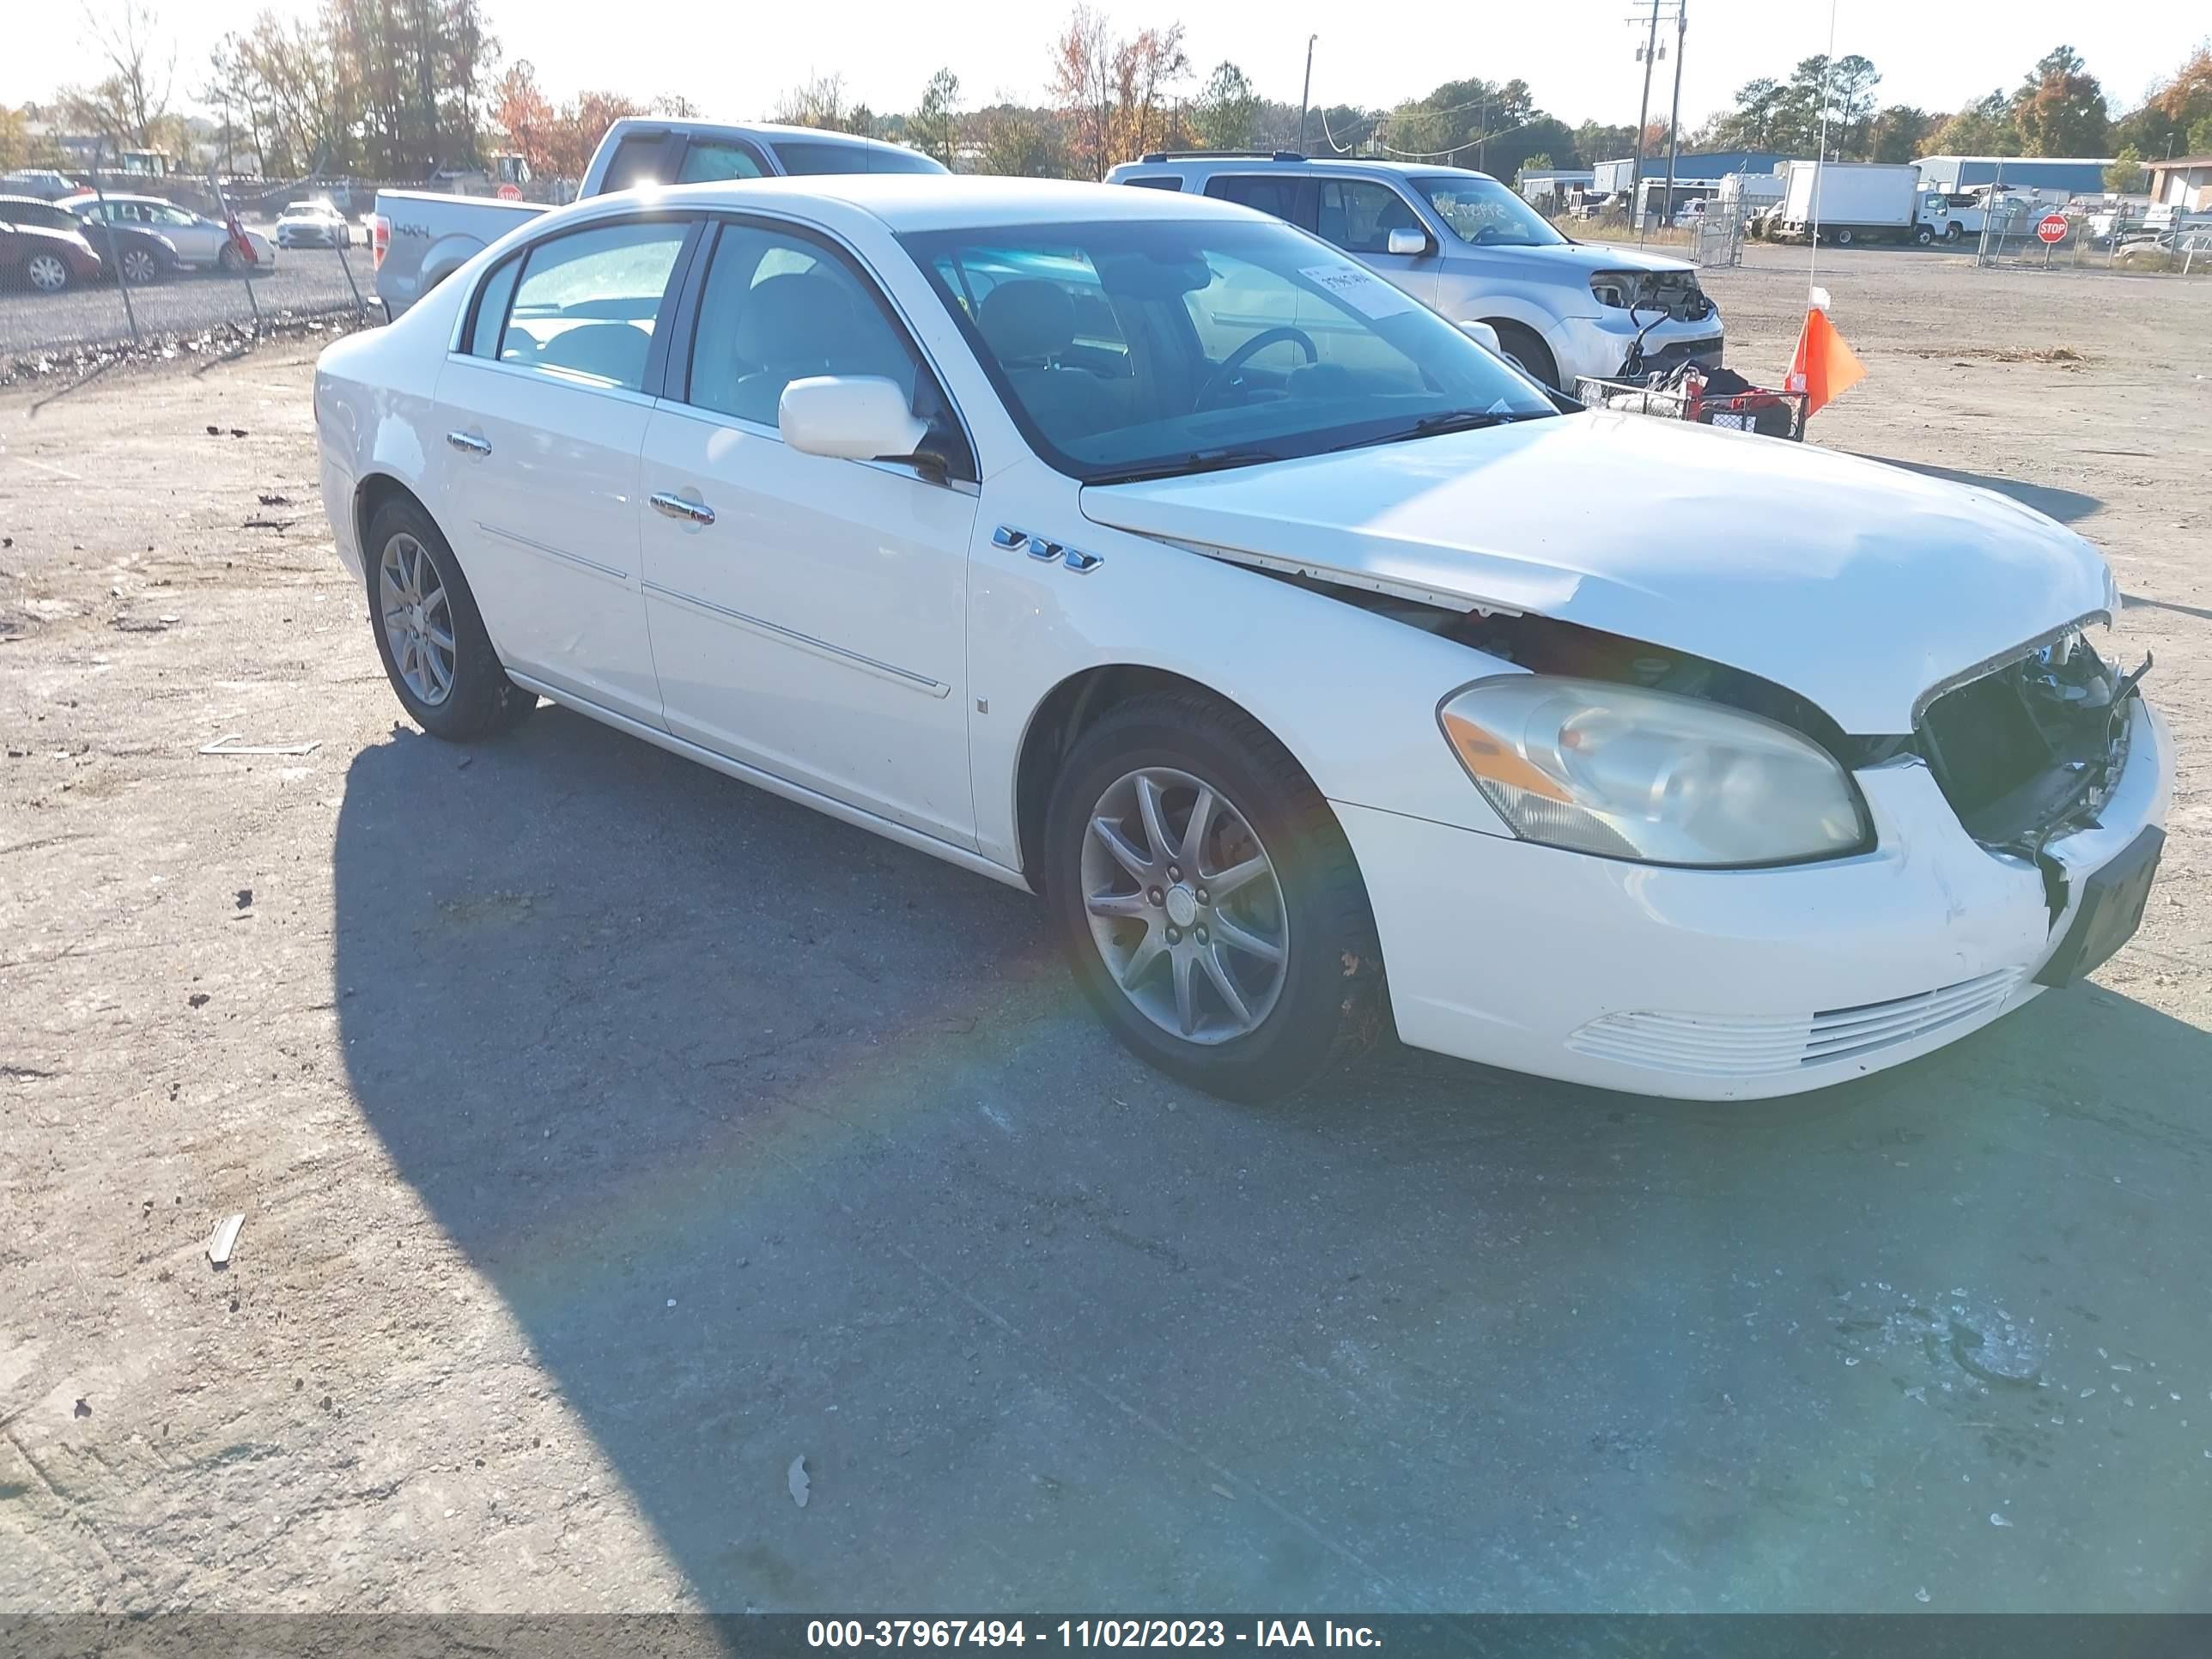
[{"left": 1079, "top": 411, "right": 2113, "bottom": 735}]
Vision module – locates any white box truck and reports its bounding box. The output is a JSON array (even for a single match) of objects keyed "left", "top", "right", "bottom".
[{"left": 1769, "top": 161, "right": 1921, "bottom": 246}]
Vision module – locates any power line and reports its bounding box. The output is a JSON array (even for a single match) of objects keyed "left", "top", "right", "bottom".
[{"left": 1318, "top": 105, "right": 1549, "bottom": 164}]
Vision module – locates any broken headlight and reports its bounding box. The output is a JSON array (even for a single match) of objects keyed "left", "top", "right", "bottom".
[
  {"left": 1438, "top": 676, "right": 1872, "bottom": 866},
  {"left": 1589, "top": 271, "right": 1643, "bottom": 310}
]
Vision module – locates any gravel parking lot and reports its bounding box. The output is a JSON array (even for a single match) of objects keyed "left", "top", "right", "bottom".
[
  {"left": 2, "top": 245, "right": 2208, "bottom": 1613},
  {"left": 0, "top": 246, "right": 368, "bottom": 359}
]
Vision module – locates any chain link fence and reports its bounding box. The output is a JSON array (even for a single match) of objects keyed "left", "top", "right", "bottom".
[
  {"left": 1974, "top": 198, "right": 2212, "bottom": 277},
  {"left": 3, "top": 183, "right": 386, "bottom": 371}
]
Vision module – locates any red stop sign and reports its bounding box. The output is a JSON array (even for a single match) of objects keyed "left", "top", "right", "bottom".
[
  {"left": 496, "top": 182, "right": 521, "bottom": 201},
  {"left": 2035, "top": 211, "right": 2069, "bottom": 244}
]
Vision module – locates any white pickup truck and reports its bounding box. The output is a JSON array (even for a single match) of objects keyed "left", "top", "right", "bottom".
[{"left": 371, "top": 118, "right": 944, "bottom": 316}]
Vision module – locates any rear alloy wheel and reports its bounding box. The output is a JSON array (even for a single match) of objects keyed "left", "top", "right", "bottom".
[
  {"left": 118, "top": 246, "right": 161, "bottom": 283},
  {"left": 26, "top": 252, "right": 70, "bottom": 293},
  {"left": 364, "top": 496, "right": 536, "bottom": 742},
  {"left": 1044, "top": 690, "right": 1384, "bottom": 1102}
]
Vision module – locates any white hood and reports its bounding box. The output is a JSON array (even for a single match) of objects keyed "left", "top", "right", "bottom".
[{"left": 1079, "top": 413, "right": 2112, "bottom": 733}]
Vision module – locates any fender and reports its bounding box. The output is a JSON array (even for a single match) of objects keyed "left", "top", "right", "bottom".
[{"left": 969, "top": 460, "right": 1518, "bottom": 874}]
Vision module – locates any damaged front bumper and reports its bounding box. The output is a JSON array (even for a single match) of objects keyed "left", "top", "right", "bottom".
[{"left": 1336, "top": 697, "right": 2172, "bottom": 1101}]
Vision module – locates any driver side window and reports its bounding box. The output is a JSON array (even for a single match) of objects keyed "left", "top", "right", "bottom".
[{"left": 1316, "top": 181, "right": 1420, "bottom": 255}]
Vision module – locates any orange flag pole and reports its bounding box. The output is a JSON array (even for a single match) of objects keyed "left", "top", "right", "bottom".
[{"left": 1784, "top": 285, "right": 1867, "bottom": 422}]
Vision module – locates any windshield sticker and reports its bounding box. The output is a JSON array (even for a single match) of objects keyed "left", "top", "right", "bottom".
[
  {"left": 1300, "top": 264, "right": 1413, "bottom": 319},
  {"left": 1487, "top": 398, "right": 1516, "bottom": 416}
]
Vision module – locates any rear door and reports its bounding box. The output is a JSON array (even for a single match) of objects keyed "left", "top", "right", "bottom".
[
  {"left": 634, "top": 216, "right": 981, "bottom": 846},
  {"left": 432, "top": 213, "right": 701, "bottom": 723}
]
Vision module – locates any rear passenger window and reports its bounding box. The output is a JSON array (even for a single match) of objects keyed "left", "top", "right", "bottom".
[
  {"left": 500, "top": 220, "right": 690, "bottom": 392},
  {"left": 1121, "top": 174, "right": 1184, "bottom": 191},
  {"left": 678, "top": 140, "right": 768, "bottom": 183},
  {"left": 1206, "top": 174, "right": 1306, "bottom": 225},
  {"left": 601, "top": 133, "right": 667, "bottom": 191},
  {"left": 466, "top": 256, "right": 520, "bottom": 357}
]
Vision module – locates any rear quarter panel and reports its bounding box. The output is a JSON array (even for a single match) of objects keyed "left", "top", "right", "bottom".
[{"left": 316, "top": 281, "right": 467, "bottom": 581}]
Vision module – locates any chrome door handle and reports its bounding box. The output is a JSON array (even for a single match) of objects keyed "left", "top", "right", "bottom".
[
  {"left": 446, "top": 430, "right": 491, "bottom": 456},
  {"left": 650, "top": 491, "right": 715, "bottom": 526}
]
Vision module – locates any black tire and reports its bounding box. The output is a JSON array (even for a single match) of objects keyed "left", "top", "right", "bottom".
[
  {"left": 217, "top": 242, "right": 243, "bottom": 272},
  {"left": 1487, "top": 320, "right": 1559, "bottom": 392},
  {"left": 1944, "top": 222, "right": 1964, "bottom": 243},
  {"left": 363, "top": 495, "right": 536, "bottom": 742},
  {"left": 1833, "top": 226, "right": 1856, "bottom": 246},
  {"left": 1914, "top": 225, "right": 1935, "bottom": 246},
  {"left": 118, "top": 245, "right": 162, "bottom": 284},
  {"left": 1042, "top": 690, "right": 1385, "bottom": 1103}
]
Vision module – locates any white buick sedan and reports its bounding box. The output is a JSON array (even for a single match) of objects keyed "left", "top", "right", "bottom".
[{"left": 313, "top": 177, "right": 2171, "bottom": 1102}]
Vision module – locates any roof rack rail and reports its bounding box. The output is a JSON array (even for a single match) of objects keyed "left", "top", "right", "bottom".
[{"left": 1136, "top": 150, "right": 1307, "bottom": 164}]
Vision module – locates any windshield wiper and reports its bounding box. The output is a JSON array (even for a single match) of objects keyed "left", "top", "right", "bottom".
[
  {"left": 1335, "top": 408, "right": 1551, "bottom": 452},
  {"left": 1085, "top": 448, "right": 1286, "bottom": 486}
]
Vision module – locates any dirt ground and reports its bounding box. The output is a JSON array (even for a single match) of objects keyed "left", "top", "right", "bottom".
[{"left": 2, "top": 246, "right": 2208, "bottom": 1614}]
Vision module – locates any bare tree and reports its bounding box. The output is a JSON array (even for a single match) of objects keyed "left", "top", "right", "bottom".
[{"left": 84, "top": 0, "right": 175, "bottom": 149}]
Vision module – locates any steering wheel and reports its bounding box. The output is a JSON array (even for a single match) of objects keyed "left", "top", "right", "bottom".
[{"left": 1196, "top": 326, "right": 1318, "bottom": 409}]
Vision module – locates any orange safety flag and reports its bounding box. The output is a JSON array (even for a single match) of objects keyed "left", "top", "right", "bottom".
[{"left": 1784, "top": 305, "right": 1865, "bottom": 420}]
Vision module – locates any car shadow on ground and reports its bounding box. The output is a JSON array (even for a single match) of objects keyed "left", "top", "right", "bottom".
[
  {"left": 331, "top": 708, "right": 2212, "bottom": 1612},
  {"left": 1852, "top": 454, "right": 2101, "bottom": 525}
]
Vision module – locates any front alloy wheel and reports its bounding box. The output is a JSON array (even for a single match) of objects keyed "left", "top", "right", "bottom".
[
  {"left": 1043, "top": 690, "right": 1384, "bottom": 1102},
  {"left": 26, "top": 252, "right": 70, "bottom": 293},
  {"left": 1080, "top": 767, "right": 1290, "bottom": 1044}
]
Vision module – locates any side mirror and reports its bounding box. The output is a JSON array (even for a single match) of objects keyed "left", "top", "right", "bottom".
[
  {"left": 1387, "top": 226, "right": 1431, "bottom": 257},
  {"left": 779, "top": 375, "right": 929, "bottom": 462},
  {"left": 1456, "top": 319, "right": 1503, "bottom": 355}
]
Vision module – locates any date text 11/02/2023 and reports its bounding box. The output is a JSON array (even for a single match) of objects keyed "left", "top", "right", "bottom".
[{"left": 805, "top": 1620, "right": 1383, "bottom": 1648}]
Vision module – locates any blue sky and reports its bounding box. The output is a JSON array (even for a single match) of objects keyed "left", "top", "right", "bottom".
[{"left": 9, "top": 0, "right": 2203, "bottom": 134}]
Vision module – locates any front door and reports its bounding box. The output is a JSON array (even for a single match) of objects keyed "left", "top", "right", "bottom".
[
  {"left": 635, "top": 217, "right": 980, "bottom": 848},
  {"left": 432, "top": 214, "right": 697, "bottom": 724},
  {"left": 1313, "top": 179, "right": 1442, "bottom": 306}
]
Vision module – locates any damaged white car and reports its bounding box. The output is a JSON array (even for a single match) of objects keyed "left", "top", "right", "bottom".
[{"left": 313, "top": 178, "right": 2171, "bottom": 1101}]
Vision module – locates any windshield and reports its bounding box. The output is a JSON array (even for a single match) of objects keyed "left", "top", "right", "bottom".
[
  {"left": 903, "top": 217, "right": 1555, "bottom": 483},
  {"left": 1412, "top": 175, "right": 1567, "bottom": 247}
]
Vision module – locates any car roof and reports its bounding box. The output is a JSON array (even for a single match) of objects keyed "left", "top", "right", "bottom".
[
  {"left": 58, "top": 191, "right": 180, "bottom": 208},
  {"left": 1110, "top": 155, "right": 1501, "bottom": 185},
  {"left": 571, "top": 173, "right": 1257, "bottom": 232},
  {"left": 599, "top": 116, "right": 941, "bottom": 163}
]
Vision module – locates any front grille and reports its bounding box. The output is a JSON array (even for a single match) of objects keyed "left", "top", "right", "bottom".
[
  {"left": 1916, "top": 629, "right": 2132, "bottom": 851},
  {"left": 1567, "top": 969, "right": 2024, "bottom": 1079}
]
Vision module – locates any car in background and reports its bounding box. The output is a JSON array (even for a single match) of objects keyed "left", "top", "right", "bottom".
[
  {"left": 1103, "top": 153, "right": 1721, "bottom": 391},
  {"left": 57, "top": 192, "right": 278, "bottom": 272},
  {"left": 276, "top": 198, "right": 353, "bottom": 248},
  {"left": 313, "top": 176, "right": 2166, "bottom": 1103},
  {"left": 2, "top": 192, "right": 173, "bottom": 283},
  {"left": 0, "top": 168, "right": 80, "bottom": 201},
  {"left": 0, "top": 207, "right": 102, "bottom": 291},
  {"left": 373, "top": 117, "right": 945, "bottom": 316}
]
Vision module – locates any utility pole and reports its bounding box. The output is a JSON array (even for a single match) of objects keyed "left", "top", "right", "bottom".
[
  {"left": 1297, "top": 35, "right": 1316, "bottom": 156},
  {"left": 1662, "top": 0, "right": 1686, "bottom": 234},
  {"left": 1629, "top": 0, "right": 1662, "bottom": 239}
]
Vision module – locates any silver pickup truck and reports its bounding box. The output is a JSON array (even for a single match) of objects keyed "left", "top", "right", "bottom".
[{"left": 371, "top": 118, "right": 944, "bottom": 317}]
